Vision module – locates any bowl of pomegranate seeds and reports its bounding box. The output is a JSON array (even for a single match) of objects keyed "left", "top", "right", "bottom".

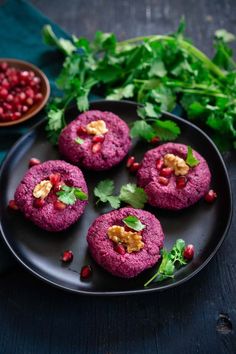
[{"left": 0, "top": 59, "right": 50, "bottom": 126}]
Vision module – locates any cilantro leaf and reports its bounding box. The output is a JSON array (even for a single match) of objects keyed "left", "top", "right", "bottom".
[
  {"left": 153, "top": 120, "right": 181, "bottom": 141},
  {"left": 75, "top": 137, "right": 84, "bottom": 144},
  {"left": 122, "top": 215, "right": 145, "bottom": 231},
  {"left": 130, "top": 120, "right": 155, "bottom": 141},
  {"left": 42, "top": 25, "right": 76, "bottom": 55},
  {"left": 57, "top": 185, "right": 88, "bottom": 205},
  {"left": 185, "top": 146, "right": 200, "bottom": 167},
  {"left": 46, "top": 108, "right": 65, "bottom": 144},
  {"left": 94, "top": 179, "right": 120, "bottom": 208},
  {"left": 119, "top": 183, "right": 147, "bottom": 209},
  {"left": 106, "top": 196, "right": 121, "bottom": 209},
  {"left": 106, "top": 84, "right": 134, "bottom": 100},
  {"left": 137, "top": 102, "right": 161, "bottom": 119}
]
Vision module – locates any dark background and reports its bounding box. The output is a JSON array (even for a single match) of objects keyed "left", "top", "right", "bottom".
[{"left": 1, "top": 0, "right": 236, "bottom": 353}]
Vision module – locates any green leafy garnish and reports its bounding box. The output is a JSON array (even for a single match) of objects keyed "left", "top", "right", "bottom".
[
  {"left": 94, "top": 180, "right": 121, "bottom": 209},
  {"left": 94, "top": 180, "right": 147, "bottom": 209},
  {"left": 75, "top": 137, "right": 84, "bottom": 144},
  {"left": 56, "top": 185, "right": 88, "bottom": 205},
  {"left": 144, "top": 239, "right": 187, "bottom": 287},
  {"left": 185, "top": 146, "right": 200, "bottom": 167},
  {"left": 122, "top": 215, "right": 145, "bottom": 231}
]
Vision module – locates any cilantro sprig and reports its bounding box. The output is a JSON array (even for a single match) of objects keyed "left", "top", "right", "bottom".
[
  {"left": 56, "top": 185, "right": 88, "bottom": 205},
  {"left": 94, "top": 179, "right": 147, "bottom": 209},
  {"left": 186, "top": 146, "right": 200, "bottom": 167},
  {"left": 144, "top": 239, "right": 188, "bottom": 287},
  {"left": 122, "top": 215, "right": 145, "bottom": 232}
]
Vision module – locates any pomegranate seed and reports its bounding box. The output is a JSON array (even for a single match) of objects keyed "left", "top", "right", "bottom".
[
  {"left": 80, "top": 265, "right": 92, "bottom": 280},
  {"left": 159, "top": 176, "right": 169, "bottom": 185},
  {"left": 204, "top": 189, "right": 217, "bottom": 203},
  {"left": 49, "top": 173, "right": 61, "bottom": 185},
  {"left": 0, "top": 61, "right": 8, "bottom": 71},
  {"left": 25, "top": 88, "right": 34, "bottom": 98},
  {"left": 0, "top": 107, "right": 3, "bottom": 116},
  {"left": 6, "top": 94, "right": 14, "bottom": 102},
  {"left": 129, "top": 162, "right": 140, "bottom": 172},
  {"left": 92, "top": 135, "right": 104, "bottom": 143},
  {"left": 28, "top": 157, "right": 41, "bottom": 167},
  {"left": 160, "top": 167, "right": 173, "bottom": 178},
  {"left": 2, "top": 79, "right": 10, "bottom": 89},
  {"left": 156, "top": 158, "right": 164, "bottom": 170},
  {"left": 92, "top": 142, "right": 102, "bottom": 153},
  {"left": 54, "top": 200, "right": 67, "bottom": 210},
  {"left": 19, "top": 92, "right": 26, "bottom": 102},
  {"left": 77, "top": 126, "right": 87, "bottom": 135},
  {"left": 114, "top": 243, "right": 126, "bottom": 255},
  {"left": 150, "top": 136, "right": 160, "bottom": 144},
  {"left": 8, "top": 200, "right": 19, "bottom": 210},
  {"left": 183, "top": 244, "right": 194, "bottom": 260},
  {"left": 126, "top": 156, "right": 135, "bottom": 168},
  {"left": 176, "top": 176, "right": 187, "bottom": 189},
  {"left": 20, "top": 71, "right": 29, "bottom": 79},
  {"left": 61, "top": 250, "right": 73, "bottom": 263},
  {"left": 22, "top": 105, "right": 28, "bottom": 113},
  {"left": 12, "top": 112, "right": 21, "bottom": 120},
  {"left": 34, "top": 198, "right": 45, "bottom": 208},
  {"left": 35, "top": 93, "right": 43, "bottom": 101},
  {"left": 0, "top": 88, "right": 8, "bottom": 99},
  {"left": 26, "top": 97, "right": 33, "bottom": 106},
  {"left": 53, "top": 181, "right": 64, "bottom": 192}
]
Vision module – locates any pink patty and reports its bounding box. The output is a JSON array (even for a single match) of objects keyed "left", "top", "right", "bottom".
[
  {"left": 137, "top": 143, "right": 211, "bottom": 210},
  {"left": 58, "top": 110, "right": 131, "bottom": 170},
  {"left": 14, "top": 160, "right": 88, "bottom": 232},
  {"left": 87, "top": 207, "right": 164, "bottom": 278}
]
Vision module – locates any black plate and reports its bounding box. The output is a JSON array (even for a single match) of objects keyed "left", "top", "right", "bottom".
[{"left": 0, "top": 100, "right": 232, "bottom": 295}]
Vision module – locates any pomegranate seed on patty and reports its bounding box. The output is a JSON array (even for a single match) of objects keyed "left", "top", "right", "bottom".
[
  {"left": 92, "top": 142, "right": 102, "bottom": 153},
  {"left": 80, "top": 265, "right": 92, "bottom": 280},
  {"left": 176, "top": 176, "right": 187, "bottom": 189},
  {"left": 54, "top": 200, "right": 67, "bottom": 210},
  {"left": 77, "top": 126, "right": 87, "bottom": 135},
  {"left": 61, "top": 250, "right": 73, "bottom": 263},
  {"left": 53, "top": 181, "right": 64, "bottom": 192},
  {"left": 34, "top": 198, "right": 45, "bottom": 208},
  {"left": 158, "top": 176, "right": 169, "bottom": 186},
  {"left": 8, "top": 199, "right": 19, "bottom": 210},
  {"left": 129, "top": 162, "right": 140, "bottom": 173},
  {"left": 204, "top": 189, "right": 217, "bottom": 203},
  {"left": 126, "top": 156, "right": 135, "bottom": 168},
  {"left": 92, "top": 135, "right": 104, "bottom": 143},
  {"left": 28, "top": 157, "right": 41, "bottom": 168},
  {"left": 114, "top": 243, "right": 126, "bottom": 255},
  {"left": 183, "top": 244, "right": 194, "bottom": 260},
  {"left": 49, "top": 173, "right": 61, "bottom": 185},
  {"left": 160, "top": 167, "right": 173, "bottom": 178},
  {"left": 156, "top": 158, "right": 164, "bottom": 170}
]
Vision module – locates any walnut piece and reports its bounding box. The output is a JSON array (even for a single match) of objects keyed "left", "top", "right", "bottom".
[
  {"left": 33, "top": 180, "right": 53, "bottom": 199},
  {"left": 163, "top": 153, "right": 189, "bottom": 176},
  {"left": 107, "top": 225, "right": 144, "bottom": 253},
  {"left": 86, "top": 120, "right": 108, "bottom": 135}
]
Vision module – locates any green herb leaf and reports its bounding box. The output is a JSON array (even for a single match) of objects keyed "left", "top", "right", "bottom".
[
  {"left": 57, "top": 185, "right": 88, "bottom": 205},
  {"left": 106, "top": 196, "right": 121, "bottom": 209},
  {"left": 74, "top": 137, "right": 84, "bottom": 144},
  {"left": 130, "top": 120, "right": 156, "bottom": 141},
  {"left": 106, "top": 84, "right": 134, "bottom": 100},
  {"left": 119, "top": 183, "right": 147, "bottom": 209},
  {"left": 94, "top": 179, "right": 120, "bottom": 208},
  {"left": 42, "top": 25, "right": 76, "bottom": 55},
  {"left": 185, "top": 146, "right": 200, "bottom": 167},
  {"left": 153, "top": 120, "right": 181, "bottom": 141},
  {"left": 46, "top": 107, "right": 65, "bottom": 144},
  {"left": 122, "top": 215, "right": 145, "bottom": 231}
]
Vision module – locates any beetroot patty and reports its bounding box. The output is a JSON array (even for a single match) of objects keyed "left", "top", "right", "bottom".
[
  {"left": 58, "top": 110, "right": 131, "bottom": 170},
  {"left": 14, "top": 160, "right": 88, "bottom": 232},
  {"left": 87, "top": 207, "right": 164, "bottom": 278},
  {"left": 137, "top": 143, "right": 211, "bottom": 210}
]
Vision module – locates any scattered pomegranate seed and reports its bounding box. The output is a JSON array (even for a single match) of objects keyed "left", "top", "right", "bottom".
[
  {"left": 183, "top": 244, "right": 194, "bottom": 260},
  {"left": 49, "top": 173, "right": 61, "bottom": 185},
  {"left": 80, "top": 265, "right": 92, "bottom": 280},
  {"left": 33, "top": 198, "right": 45, "bottom": 208},
  {"left": 77, "top": 126, "right": 87, "bottom": 135},
  {"left": 176, "top": 176, "right": 187, "bottom": 189},
  {"left": 158, "top": 176, "right": 169, "bottom": 186},
  {"left": 92, "top": 135, "right": 104, "bottom": 143},
  {"left": 8, "top": 199, "right": 19, "bottom": 210},
  {"left": 28, "top": 157, "right": 41, "bottom": 168},
  {"left": 114, "top": 243, "right": 126, "bottom": 255},
  {"left": 150, "top": 136, "right": 160, "bottom": 144},
  {"left": 160, "top": 167, "right": 173, "bottom": 178},
  {"left": 61, "top": 250, "right": 73, "bottom": 263},
  {"left": 54, "top": 200, "right": 67, "bottom": 210},
  {"left": 156, "top": 158, "right": 164, "bottom": 170},
  {"left": 204, "top": 189, "right": 217, "bottom": 203},
  {"left": 92, "top": 142, "right": 102, "bottom": 153},
  {"left": 129, "top": 162, "right": 140, "bottom": 173},
  {"left": 126, "top": 156, "right": 135, "bottom": 168}
]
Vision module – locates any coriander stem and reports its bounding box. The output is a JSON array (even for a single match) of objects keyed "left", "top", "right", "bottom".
[{"left": 144, "top": 272, "right": 160, "bottom": 287}]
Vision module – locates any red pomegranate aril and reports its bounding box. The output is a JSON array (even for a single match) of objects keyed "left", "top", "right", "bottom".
[
  {"left": 25, "top": 88, "right": 34, "bottom": 98},
  {"left": 92, "top": 142, "right": 102, "bottom": 153},
  {"left": 54, "top": 200, "right": 67, "bottom": 210},
  {"left": 183, "top": 244, "right": 194, "bottom": 260},
  {"left": 28, "top": 157, "right": 41, "bottom": 167},
  {"left": 35, "top": 93, "right": 43, "bottom": 101},
  {"left": 126, "top": 156, "right": 135, "bottom": 168},
  {"left": 156, "top": 158, "right": 164, "bottom": 170},
  {"left": 92, "top": 135, "right": 104, "bottom": 143},
  {"left": 8, "top": 199, "right": 19, "bottom": 210},
  {"left": 49, "top": 173, "right": 61, "bottom": 185},
  {"left": 0, "top": 88, "right": 8, "bottom": 99},
  {"left": 204, "top": 189, "right": 217, "bottom": 203},
  {"left": 12, "top": 112, "right": 21, "bottom": 120},
  {"left": 80, "top": 265, "right": 92, "bottom": 280},
  {"left": 77, "top": 126, "right": 87, "bottom": 135},
  {"left": 150, "top": 136, "right": 160, "bottom": 144},
  {"left": 20, "top": 71, "right": 29, "bottom": 79},
  {"left": 0, "top": 107, "right": 3, "bottom": 116},
  {"left": 114, "top": 243, "right": 126, "bottom": 255},
  {"left": 61, "top": 250, "right": 73, "bottom": 263},
  {"left": 19, "top": 92, "right": 26, "bottom": 102},
  {"left": 54, "top": 181, "right": 64, "bottom": 192},
  {"left": 6, "top": 94, "right": 14, "bottom": 102},
  {"left": 22, "top": 105, "right": 28, "bottom": 113},
  {"left": 176, "top": 176, "right": 187, "bottom": 189},
  {"left": 26, "top": 97, "right": 34, "bottom": 106},
  {"left": 2, "top": 79, "right": 10, "bottom": 89},
  {"left": 34, "top": 198, "right": 45, "bottom": 208},
  {"left": 160, "top": 167, "right": 173, "bottom": 178},
  {"left": 158, "top": 176, "right": 169, "bottom": 186},
  {"left": 0, "top": 61, "right": 8, "bottom": 71},
  {"left": 129, "top": 162, "right": 140, "bottom": 173}
]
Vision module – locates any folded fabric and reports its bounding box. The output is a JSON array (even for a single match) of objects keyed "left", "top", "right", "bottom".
[{"left": 0, "top": 0, "right": 71, "bottom": 272}]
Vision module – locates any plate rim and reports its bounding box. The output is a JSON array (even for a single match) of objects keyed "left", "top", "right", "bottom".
[{"left": 0, "top": 99, "right": 233, "bottom": 296}]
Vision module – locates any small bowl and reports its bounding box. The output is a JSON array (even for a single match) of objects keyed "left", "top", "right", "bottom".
[{"left": 0, "top": 58, "right": 50, "bottom": 127}]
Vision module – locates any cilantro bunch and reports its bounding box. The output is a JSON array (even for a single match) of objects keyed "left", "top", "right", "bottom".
[{"left": 42, "top": 20, "right": 236, "bottom": 150}]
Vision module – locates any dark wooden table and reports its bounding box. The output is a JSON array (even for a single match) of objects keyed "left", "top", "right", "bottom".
[{"left": 0, "top": 0, "right": 236, "bottom": 353}]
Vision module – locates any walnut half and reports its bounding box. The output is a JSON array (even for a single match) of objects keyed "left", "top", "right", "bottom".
[
  {"left": 107, "top": 225, "right": 144, "bottom": 253},
  {"left": 33, "top": 180, "right": 53, "bottom": 199},
  {"left": 86, "top": 120, "right": 108, "bottom": 135},
  {"left": 163, "top": 153, "right": 189, "bottom": 176}
]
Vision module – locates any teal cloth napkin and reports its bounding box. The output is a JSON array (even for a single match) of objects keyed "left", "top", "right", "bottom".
[{"left": 0, "top": 0, "right": 71, "bottom": 272}]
